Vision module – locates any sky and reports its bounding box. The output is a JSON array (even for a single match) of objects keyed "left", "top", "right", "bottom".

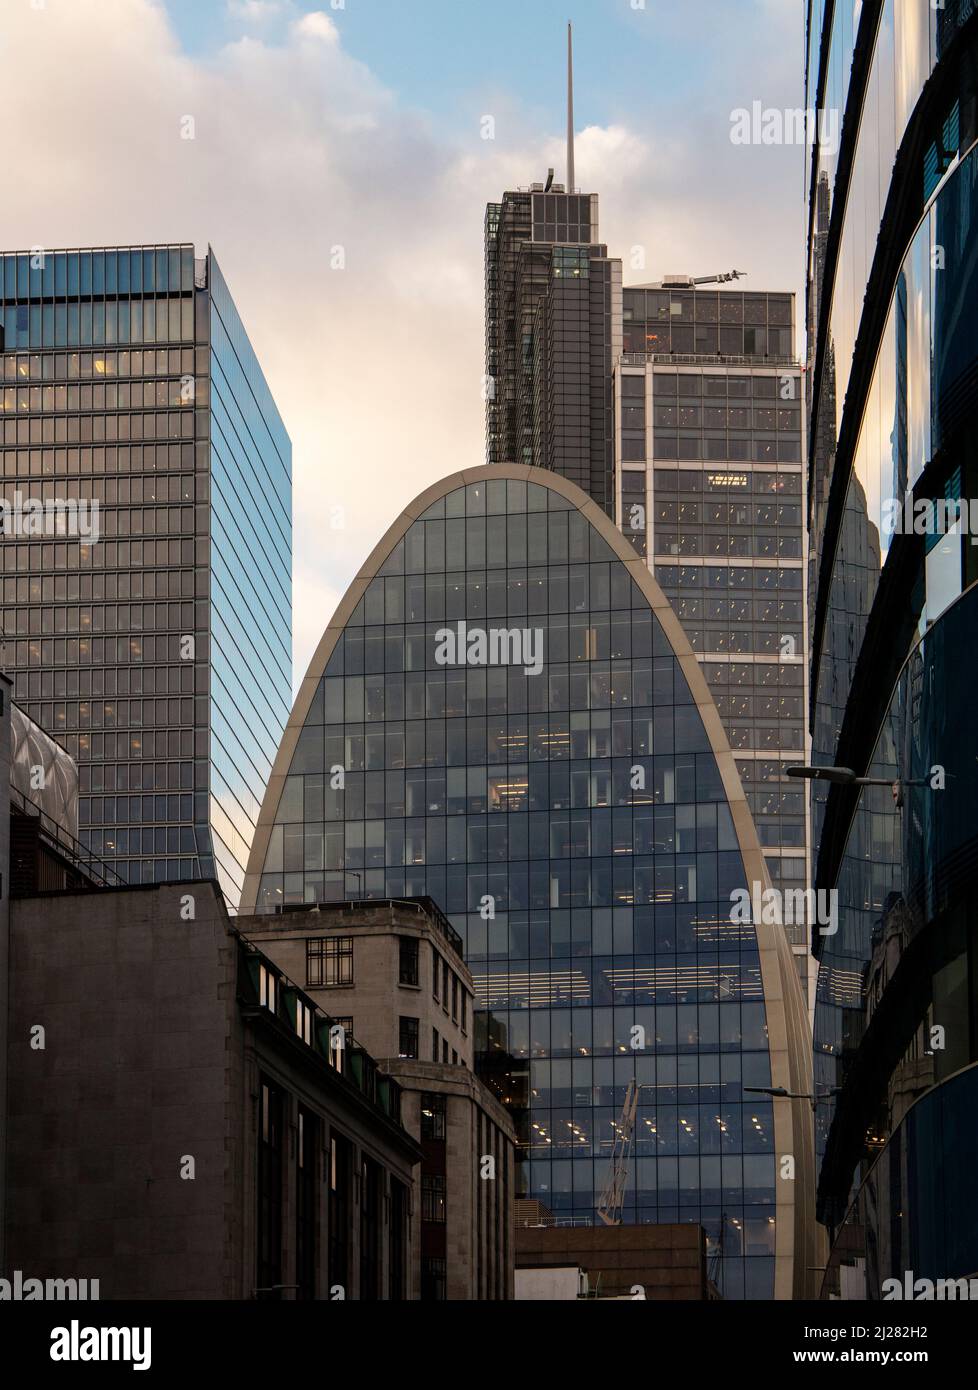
[{"left": 8, "top": 0, "right": 807, "bottom": 694}]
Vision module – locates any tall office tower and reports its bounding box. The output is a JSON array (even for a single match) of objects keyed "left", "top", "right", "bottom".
[
  {"left": 805, "top": 2, "right": 978, "bottom": 1296},
  {"left": 612, "top": 281, "right": 813, "bottom": 1002},
  {"left": 484, "top": 33, "right": 621, "bottom": 515},
  {"left": 0, "top": 245, "right": 292, "bottom": 908},
  {"left": 484, "top": 188, "right": 621, "bottom": 515},
  {"left": 240, "top": 464, "right": 815, "bottom": 1300}
]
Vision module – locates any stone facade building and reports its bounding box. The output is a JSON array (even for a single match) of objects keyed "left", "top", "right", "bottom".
[
  {"left": 4, "top": 879, "right": 421, "bottom": 1299},
  {"left": 238, "top": 897, "right": 516, "bottom": 1299}
]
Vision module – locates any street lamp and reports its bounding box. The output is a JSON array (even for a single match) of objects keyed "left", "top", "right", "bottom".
[
  {"left": 786, "top": 764, "right": 905, "bottom": 807},
  {"left": 744, "top": 1085, "right": 841, "bottom": 1114}
]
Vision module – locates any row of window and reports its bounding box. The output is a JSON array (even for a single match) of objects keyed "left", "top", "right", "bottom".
[
  {"left": 2, "top": 443, "right": 198, "bottom": 476},
  {"left": 1, "top": 407, "right": 198, "bottom": 446},
  {"left": 626, "top": 406, "right": 800, "bottom": 432},
  {"left": 1, "top": 248, "right": 194, "bottom": 300},
  {"left": 700, "top": 663, "right": 803, "bottom": 688},
  {"left": 639, "top": 468, "right": 802, "bottom": 495},
  {"left": 655, "top": 533, "right": 802, "bottom": 558},
  {"left": 3, "top": 348, "right": 196, "bottom": 383},
  {"left": 655, "top": 564, "right": 802, "bottom": 591},
  {"left": 622, "top": 323, "right": 794, "bottom": 356},
  {"left": 17, "top": 664, "right": 195, "bottom": 705},
  {"left": 4, "top": 568, "right": 197, "bottom": 605},
  {"left": 2, "top": 379, "right": 199, "bottom": 414},
  {"left": 30, "top": 696, "right": 195, "bottom": 733},
  {"left": 1, "top": 297, "right": 195, "bottom": 352},
  {"left": 0, "top": 476, "right": 196, "bottom": 504},
  {"left": 315, "top": 667, "right": 700, "bottom": 721},
  {"left": 2, "top": 539, "right": 198, "bottom": 573},
  {"left": 83, "top": 824, "right": 200, "bottom": 855},
  {"left": 622, "top": 292, "right": 792, "bottom": 327},
  {"left": 270, "top": 815, "right": 744, "bottom": 875},
  {"left": 3, "top": 601, "right": 197, "bottom": 636},
  {"left": 76, "top": 790, "right": 196, "bottom": 821},
  {"left": 647, "top": 503, "right": 801, "bottom": 527},
  {"left": 430, "top": 942, "right": 468, "bottom": 1034},
  {"left": 622, "top": 437, "right": 801, "bottom": 464},
  {"left": 6, "top": 631, "right": 204, "bottom": 666},
  {"left": 257, "top": 1077, "right": 409, "bottom": 1301},
  {"left": 669, "top": 598, "right": 803, "bottom": 622}
]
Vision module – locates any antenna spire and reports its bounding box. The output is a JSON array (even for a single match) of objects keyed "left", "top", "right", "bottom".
[{"left": 566, "top": 21, "right": 575, "bottom": 193}]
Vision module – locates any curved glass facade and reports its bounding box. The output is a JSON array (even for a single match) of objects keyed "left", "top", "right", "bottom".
[
  {"left": 807, "top": 1, "right": 978, "bottom": 1296},
  {"left": 243, "top": 465, "right": 813, "bottom": 1300}
]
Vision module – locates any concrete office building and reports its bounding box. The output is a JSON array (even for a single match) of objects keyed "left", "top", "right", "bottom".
[
  {"left": 0, "top": 244, "right": 292, "bottom": 908},
  {"left": 614, "top": 282, "right": 813, "bottom": 1000},
  {"left": 238, "top": 896, "right": 516, "bottom": 1300},
  {"left": 239, "top": 463, "right": 815, "bottom": 1299},
  {"left": 805, "top": 0, "right": 978, "bottom": 1295}
]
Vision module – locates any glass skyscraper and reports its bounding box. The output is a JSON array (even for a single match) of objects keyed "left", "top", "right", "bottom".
[
  {"left": 805, "top": 1, "right": 978, "bottom": 1295},
  {"left": 485, "top": 184, "right": 621, "bottom": 516},
  {"left": 0, "top": 244, "right": 291, "bottom": 907},
  {"left": 240, "top": 463, "right": 813, "bottom": 1299}
]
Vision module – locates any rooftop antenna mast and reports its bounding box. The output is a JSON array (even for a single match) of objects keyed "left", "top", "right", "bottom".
[{"left": 566, "top": 21, "right": 575, "bottom": 193}]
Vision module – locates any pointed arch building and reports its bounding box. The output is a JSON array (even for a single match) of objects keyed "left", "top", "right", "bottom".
[{"left": 240, "top": 464, "right": 814, "bottom": 1299}]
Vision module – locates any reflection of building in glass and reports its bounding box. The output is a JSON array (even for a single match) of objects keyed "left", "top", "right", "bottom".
[
  {"left": 0, "top": 245, "right": 292, "bottom": 906},
  {"left": 614, "top": 283, "right": 812, "bottom": 1002},
  {"left": 240, "top": 464, "right": 815, "bottom": 1300},
  {"left": 806, "top": 2, "right": 978, "bottom": 1297}
]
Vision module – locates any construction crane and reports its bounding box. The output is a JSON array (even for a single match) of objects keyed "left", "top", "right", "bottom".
[
  {"left": 596, "top": 1078, "right": 646, "bottom": 1226},
  {"left": 630, "top": 270, "right": 747, "bottom": 291},
  {"left": 597, "top": 1080, "right": 727, "bottom": 1295}
]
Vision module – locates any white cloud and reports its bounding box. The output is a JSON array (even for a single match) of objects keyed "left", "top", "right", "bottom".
[
  {"left": 227, "top": 0, "right": 284, "bottom": 24},
  {"left": 293, "top": 10, "right": 338, "bottom": 43},
  {"left": 6, "top": 0, "right": 804, "bottom": 698}
]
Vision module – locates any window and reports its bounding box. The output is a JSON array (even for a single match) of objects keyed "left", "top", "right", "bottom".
[
  {"left": 421, "top": 1174, "right": 447, "bottom": 1223},
  {"left": 399, "top": 1015, "right": 419, "bottom": 1059},
  {"left": 432, "top": 948, "right": 441, "bottom": 1000},
  {"left": 296, "top": 1108, "right": 317, "bottom": 1300},
  {"left": 399, "top": 935, "right": 419, "bottom": 986},
  {"left": 360, "top": 1157, "right": 381, "bottom": 1301},
  {"left": 294, "top": 998, "right": 313, "bottom": 1046},
  {"left": 461, "top": 990, "right": 468, "bottom": 1034},
  {"left": 432, "top": 1026, "right": 439, "bottom": 1062},
  {"left": 306, "top": 935, "right": 353, "bottom": 987},
  {"left": 451, "top": 974, "right": 458, "bottom": 1023},
  {"left": 328, "top": 1133, "right": 352, "bottom": 1294},
  {"left": 259, "top": 964, "right": 276, "bottom": 1013},
  {"left": 257, "top": 1079, "right": 284, "bottom": 1300},
  {"left": 420, "top": 1092, "right": 447, "bottom": 1140},
  {"left": 421, "top": 1256, "right": 447, "bottom": 1302},
  {"left": 389, "top": 1180, "right": 408, "bottom": 1300}
]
